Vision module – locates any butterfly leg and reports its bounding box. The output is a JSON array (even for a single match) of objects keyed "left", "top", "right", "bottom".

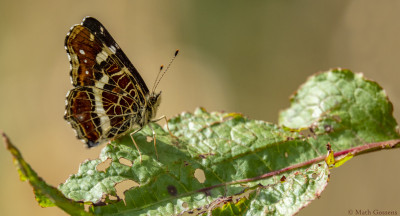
[
  {"left": 151, "top": 115, "right": 178, "bottom": 139},
  {"left": 130, "top": 127, "right": 143, "bottom": 162},
  {"left": 148, "top": 124, "right": 159, "bottom": 160}
]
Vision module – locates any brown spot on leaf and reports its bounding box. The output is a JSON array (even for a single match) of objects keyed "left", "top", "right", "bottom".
[
  {"left": 204, "top": 189, "right": 212, "bottom": 197},
  {"left": 324, "top": 124, "right": 333, "bottom": 132},
  {"left": 167, "top": 185, "right": 178, "bottom": 196},
  {"left": 198, "top": 153, "right": 215, "bottom": 159}
]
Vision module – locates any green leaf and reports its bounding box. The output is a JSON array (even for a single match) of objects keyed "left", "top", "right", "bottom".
[
  {"left": 59, "top": 110, "right": 310, "bottom": 215},
  {"left": 280, "top": 69, "right": 399, "bottom": 160},
  {"left": 57, "top": 70, "right": 399, "bottom": 215},
  {"left": 5, "top": 69, "right": 399, "bottom": 215},
  {"left": 280, "top": 69, "right": 398, "bottom": 138},
  {"left": 59, "top": 121, "right": 331, "bottom": 215}
]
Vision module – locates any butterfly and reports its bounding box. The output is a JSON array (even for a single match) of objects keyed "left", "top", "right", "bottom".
[{"left": 64, "top": 17, "right": 177, "bottom": 160}]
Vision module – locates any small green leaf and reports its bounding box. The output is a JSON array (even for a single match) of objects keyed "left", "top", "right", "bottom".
[
  {"left": 2, "top": 133, "right": 90, "bottom": 215},
  {"left": 333, "top": 153, "right": 353, "bottom": 168},
  {"left": 279, "top": 69, "right": 398, "bottom": 139}
]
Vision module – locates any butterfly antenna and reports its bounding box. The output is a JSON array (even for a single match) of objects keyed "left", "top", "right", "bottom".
[
  {"left": 151, "top": 65, "right": 164, "bottom": 93},
  {"left": 152, "top": 49, "right": 179, "bottom": 93}
]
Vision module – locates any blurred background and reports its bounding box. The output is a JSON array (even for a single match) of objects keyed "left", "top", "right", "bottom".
[{"left": 1, "top": 1, "right": 400, "bottom": 215}]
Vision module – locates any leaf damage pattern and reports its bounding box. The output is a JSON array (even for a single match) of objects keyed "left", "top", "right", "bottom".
[{"left": 3, "top": 69, "right": 400, "bottom": 216}]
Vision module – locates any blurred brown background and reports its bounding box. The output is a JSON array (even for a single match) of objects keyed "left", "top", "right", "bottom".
[{"left": 1, "top": 1, "right": 400, "bottom": 215}]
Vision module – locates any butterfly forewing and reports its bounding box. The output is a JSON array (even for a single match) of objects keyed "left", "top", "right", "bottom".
[{"left": 64, "top": 17, "right": 152, "bottom": 147}]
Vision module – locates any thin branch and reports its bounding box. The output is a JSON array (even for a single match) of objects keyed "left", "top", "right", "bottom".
[{"left": 197, "top": 139, "right": 400, "bottom": 193}]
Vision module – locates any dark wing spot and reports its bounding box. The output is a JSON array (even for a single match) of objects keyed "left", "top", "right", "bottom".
[
  {"left": 104, "top": 83, "right": 115, "bottom": 91},
  {"left": 94, "top": 71, "right": 103, "bottom": 81}
]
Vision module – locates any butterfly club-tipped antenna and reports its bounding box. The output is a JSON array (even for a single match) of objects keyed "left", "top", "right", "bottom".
[{"left": 151, "top": 49, "right": 180, "bottom": 93}]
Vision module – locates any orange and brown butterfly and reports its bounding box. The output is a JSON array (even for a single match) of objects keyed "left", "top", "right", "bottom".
[{"left": 64, "top": 17, "right": 178, "bottom": 159}]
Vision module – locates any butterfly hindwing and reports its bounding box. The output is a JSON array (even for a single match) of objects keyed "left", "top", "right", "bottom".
[{"left": 65, "top": 86, "right": 136, "bottom": 147}]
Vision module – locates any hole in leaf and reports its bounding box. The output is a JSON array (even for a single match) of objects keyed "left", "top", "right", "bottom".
[
  {"left": 84, "top": 203, "right": 90, "bottom": 212},
  {"left": 96, "top": 158, "right": 112, "bottom": 172},
  {"left": 118, "top": 157, "right": 133, "bottom": 166},
  {"left": 146, "top": 136, "right": 153, "bottom": 142},
  {"left": 167, "top": 185, "right": 178, "bottom": 196},
  {"left": 114, "top": 180, "right": 139, "bottom": 203},
  {"left": 108, "top": 195, "right": 119, "bottom": 201},
  {"left": 93, "top": 194, "right": 108, "bottom": 206},
  {"left": 311, "top": 173, "right": 318, "bottom": 179},
  {"left": 284, "top": 152, "right": 288, "bottom": 158},
  {"left": 94, "top": 194, "right": 121, "bottom": 206},
  {"left": 194, "top": 168, "right": 206, "bottom": 183},
  {"left": 182, "top": 202, "right": 188, "bottom": 208}
]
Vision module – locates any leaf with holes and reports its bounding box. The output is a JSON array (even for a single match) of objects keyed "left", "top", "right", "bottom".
[
  {"left": 57, "top": 69, "right": 399, "bottom": 215},
  {"left": 4, "top": 69, "right": 400, "bottom": 216}
]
